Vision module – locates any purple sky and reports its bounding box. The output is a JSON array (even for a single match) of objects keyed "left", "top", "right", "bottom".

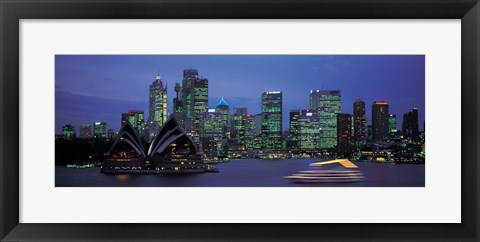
[{"left": 55, "top": 55, "right": 425, "bottom": 134}]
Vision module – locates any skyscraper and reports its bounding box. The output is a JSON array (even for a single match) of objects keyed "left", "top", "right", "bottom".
[
  {"left": 261, "top": 91, "right": 283, "bottom": 150},
  {"left": 215, "top": 98, "right": 230, "bottom": 128},
  {"left": 337, "top": 113, "right": 352, "bottom": 152},
  {"left": 149, "top": 74, "right": 168, "bottom": 127},
  {"left": 372, "top": 101, "right": 390, "bottom": 142},
  {"left": 201, "top": 109, "right": 224, "bottom": 157},
  {"left": 215, "top": 98, "right": 230, "bottom": 141},
  {"left": 244, "top": 114, "right": 256, "bottom": 150},
  {"left": 128, "top": 110, "right": 145, "bottom": 131},
  {"left": 297, "top": 109, "right": 320, "bottom": 150},
  {"left": 180, "top": 69, "right": 208, "bottom": 144},
  {"left": 93, "top": 122, "right": 107, "bottom": 139},
  {"left": 402, "top": 108, "right": 419, "bottom": 141},
  {"left": 192, "top": 78, "right": 209, "bottom": 142},
  {"left": 353, "top": 99, "right": 367, "bottom": 141},
  {"left": 79, "top": 124, "right": 92, "bottom": 139},
  {"left": 231, "top": 108, "right": 248, "bottom": 148},
  {"left": 181, "top": 69, "right": 198, "bottom": 118},
  {"left": 62, "top": 124, "right": 76, "bottom": 139},
  {"left": 389, "top": 114, "right": 397, "bottom": 132},
  {"left": 288, "top": 109, "right": 301, "bottom": 150},
  {"left": 312, "top": 90, "right": 341, "bottom": 148}
]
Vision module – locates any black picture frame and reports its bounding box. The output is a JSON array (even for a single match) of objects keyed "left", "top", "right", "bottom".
[{"left": 1, "top": 0, "right": 478, "bottom": 241}]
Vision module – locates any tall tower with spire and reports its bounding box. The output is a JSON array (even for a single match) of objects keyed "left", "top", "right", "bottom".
[
  {"left": 149, "top": 74, "right": 168, "bottom": 127},
  {"left": 173, "top": 82, "right": 182, "bottom": 113}
]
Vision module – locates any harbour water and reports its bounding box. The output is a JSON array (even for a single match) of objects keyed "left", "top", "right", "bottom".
[{"left": 55, "top": 158, "right": 425, "bottom": 187}]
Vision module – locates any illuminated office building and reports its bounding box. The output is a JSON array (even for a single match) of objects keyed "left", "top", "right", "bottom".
[
  {"left": 261, "top": 91, "right": 283, "bottom": 150},
  {"left": 62, "top": 124, "right": 76, "bottom": 139},
  {"left": 353, "top": 99, "right": 367, "bottom": 140},
  {"left": 288, "top": 109, "right": 301, "bottom": 150},
  {"left": 128, "top": 110, "right": 145, "bottom": 131},
  {"left": 253, "top": 114, "right": 262, "bottom": 136},
  {"left": 372, "top": 101, "right": 390, "bottom": 142},
  {"left": 201, "top": 109, "right": 224, "bottom": 157},
  {"left": 389, "top": 114, "right": 397, "bottom": 133},
  {"left": 337, "top": 113, "right": 352, "bottom": 151},
  {"left": 231, "top": 107, "right": 248, "bottom": 147},
  {"left": 214, "top": 98, "right": 230, "bottom": 141},
  {"left": 93, "top": 122, "right": 107, "bottom": 139},
  {"left": 79, "top": 124, "right": 92, "bottom": 139},
  {"left": 180, "top": 69, "right": 208, "bottom": 144},
  {"left": 297, "top": 109, "right": 320, "bottom": 150},
  {"left": 403, "top": 107, "right": 419, "bottom": 141},
  {"left": 215, "top": 98, "right": 230, "bottom": 128},
  {"left": 244, "top": 114, "right": 256, "bottom": 150},
  {"left": 310, "top": 90, "right": 341, "bottom": 148},
  {"left": 181, "top": 69, "right": 198, "bottom": 118},
  {"left": 149, "top": 74, "right": 168, "bottom": 127},
  {"left": 192, "top": 77, "right": 209, "bottom": 143}
]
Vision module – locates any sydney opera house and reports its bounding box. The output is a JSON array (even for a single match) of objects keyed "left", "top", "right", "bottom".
[{"left": 102, "top": 117, "right": 217, "bottom": 174}]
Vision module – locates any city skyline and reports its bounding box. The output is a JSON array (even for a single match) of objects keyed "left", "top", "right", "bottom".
[{"left": 55, "top": 55, "right": 425, "bottom": 134}]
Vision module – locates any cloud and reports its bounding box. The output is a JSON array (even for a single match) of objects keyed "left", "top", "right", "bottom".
[{"left": 312, "top": 57, "right": 354, "bottom": 73}]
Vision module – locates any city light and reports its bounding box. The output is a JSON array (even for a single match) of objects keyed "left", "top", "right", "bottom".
[{"left": 55, "top": 56, "right": 425, "bottom": 187}]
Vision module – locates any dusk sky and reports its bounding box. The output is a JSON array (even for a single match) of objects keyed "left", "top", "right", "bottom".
[{"left": 55, "top": 55, "right": 425, "bottom": 134}]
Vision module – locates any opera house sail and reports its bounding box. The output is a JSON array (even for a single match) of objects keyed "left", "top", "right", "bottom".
[{"left": 102, "top": 116, "right": 217, "bottom": 174}]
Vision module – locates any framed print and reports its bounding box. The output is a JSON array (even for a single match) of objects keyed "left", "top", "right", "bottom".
[{"left": 1, "top": 0, "right": 479, "bottom": 241}]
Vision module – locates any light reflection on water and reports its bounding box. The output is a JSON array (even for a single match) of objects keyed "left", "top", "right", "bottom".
[
  {"left": 55, "top": 158, "right": 425, "bottom": 187},
  {"left": 114, "top": 174, "right": 132, "bottom": 182}
]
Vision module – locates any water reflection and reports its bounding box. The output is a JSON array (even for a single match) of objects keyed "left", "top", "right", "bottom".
[{"left": 114, "top": 174, "right": 132, "bottom": 182}]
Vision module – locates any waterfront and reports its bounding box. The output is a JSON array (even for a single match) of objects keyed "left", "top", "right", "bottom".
[{"left": 55, "top": 158, "right": 424, "bottom": 187}]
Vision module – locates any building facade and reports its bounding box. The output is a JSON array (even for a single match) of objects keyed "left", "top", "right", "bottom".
[
  {"left": 79, "top": 124, "right": 92, "bottom": 139},
  {"left": 288, "top": 109, "right": 301, "bottom": 150},
  {"left": 201, "top": 109, "right": 224, "bottom": 158},
  {"left": 128, "top": 110, "right": 145, "bottom": 131},
  {"left": 389, "top": 114, "right": 397, "bottom": 132},
  {"left": 372, "top": 101, "right": 390, "bottom": 142},
  {"left": 297, "top": 109, "right": 320, "bottom": 150},
  {"left": 312, "top": 90, "right": 341, "bottom": 148},
  {"left": 231, "top": 108, "right": 247, "bottom": 147},
  {"left": 62, "top": 124, "right": 76, "bottom": 139},
  {"left": 149, "top": 74, "right": 168, "bottom": 127},
  {"left": 180, "top": 69, "right": 209, "bottom": 144},
  {"left": 93, "top": 122, "right": 107, "bottom": 139},
  {"left": 402, "top": 108, "right": 419, "bottom": 141},
  {"left": 215, "top": 98, "right": 230, "bottom": 129},
  {"left": 353, "top": 99, "right": 367, "bottom": 141},
  {"left": 337, "top": 113, "right": 352, "bottom": 152},
  {"left": 261, "top": 91, "right": 283, "bottom": 150}
]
